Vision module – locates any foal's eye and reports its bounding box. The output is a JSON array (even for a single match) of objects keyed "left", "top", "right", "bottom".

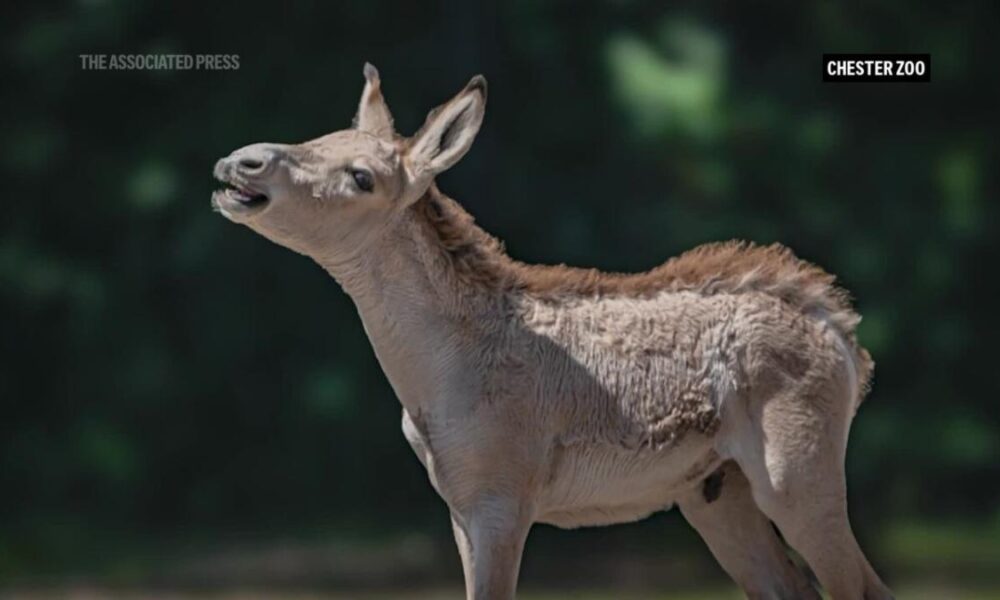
[{"left": 350, "top": 168, "right": 374, "bottom": 192}]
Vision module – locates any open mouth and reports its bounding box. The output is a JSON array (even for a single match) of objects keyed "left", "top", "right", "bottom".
[
  {"left": 221, "top": 182, "right": 269, "bottom": 208},
  {"left": 212, "top": 178, "right": 270, "bottom": 217}
]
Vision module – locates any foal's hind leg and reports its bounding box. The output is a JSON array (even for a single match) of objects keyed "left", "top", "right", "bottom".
[
  {"left": 733, "top": 374, "right": 893, "bottom": 600},
  {"left": 679, "top": 460, "right": 819, "bottom": 600}
]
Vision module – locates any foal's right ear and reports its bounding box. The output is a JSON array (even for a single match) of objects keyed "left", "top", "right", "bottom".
[
  {"left": 353, "top": 62, "right": 395, "bottom": 141},
  {"left": 405, "top": 75, "right": 487, "bottom": 185}
]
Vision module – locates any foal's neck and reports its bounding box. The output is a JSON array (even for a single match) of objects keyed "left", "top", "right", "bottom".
[{"left": 315, "top": 188, "right": 508, "bottom": 416}]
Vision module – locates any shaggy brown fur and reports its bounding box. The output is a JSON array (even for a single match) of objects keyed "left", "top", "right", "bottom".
[
  {"left": 215, "top": 67, "right": 892, "bottom": 597},
  {"left": 413, "top": 186, "right": 873, "bottom": 397}
]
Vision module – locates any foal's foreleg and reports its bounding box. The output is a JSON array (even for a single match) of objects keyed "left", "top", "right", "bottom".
[{"left": 451, "top": 497, "right": 533, "bottom": 600}]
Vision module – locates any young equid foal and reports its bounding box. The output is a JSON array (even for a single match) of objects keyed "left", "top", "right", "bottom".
[{"left": 212, "top": 64, "right": 892, "bottom": 599}]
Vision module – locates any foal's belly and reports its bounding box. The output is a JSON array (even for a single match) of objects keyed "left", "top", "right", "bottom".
[{"left": 536, "top": 435, "right": 721, "bottom": 529}]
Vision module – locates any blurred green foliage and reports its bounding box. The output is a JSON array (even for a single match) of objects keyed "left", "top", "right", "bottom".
[{"left": 1, "top": 0, "right": 998, "bottom": 586}]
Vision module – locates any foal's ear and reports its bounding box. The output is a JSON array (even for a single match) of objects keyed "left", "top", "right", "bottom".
[
  {"left": 405, "top": 75, "right": 487, "bottom": 183},
  {"left": 353, "top": 62, "right": 395, "bottom": 140}
]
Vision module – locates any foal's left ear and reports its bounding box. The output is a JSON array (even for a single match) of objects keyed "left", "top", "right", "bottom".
[
  {"left": 353, "top": 62, "right": 395, "bottom": 140},
  {"left": 405, "top": 75, "right": 487, "bottom": 183}
]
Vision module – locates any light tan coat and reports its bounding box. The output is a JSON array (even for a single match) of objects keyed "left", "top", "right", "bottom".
[{"left": 212, "top": 64, "right": 893, "bottom": 600}]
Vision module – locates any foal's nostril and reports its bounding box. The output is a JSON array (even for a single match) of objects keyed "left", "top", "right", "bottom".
[
  {"left": 239, "top": 157, "right": 264, "bottom": 170},
  {"left": 228, "top": 143, "right": 283, "bottom": 175}
]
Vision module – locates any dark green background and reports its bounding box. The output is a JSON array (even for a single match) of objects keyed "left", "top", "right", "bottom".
[{"left": 2, "top": 0, "right": 997, "bottom": 592}]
